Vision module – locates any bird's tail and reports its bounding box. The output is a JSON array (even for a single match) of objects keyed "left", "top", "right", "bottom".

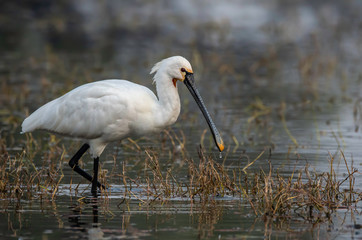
[{"left": 21, "top": 114, "right": 36, "bottom": 133}]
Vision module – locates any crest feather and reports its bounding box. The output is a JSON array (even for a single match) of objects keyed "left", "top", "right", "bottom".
[
  {"left": 150, "top": 59, "right": 164, "bottom": 84},
  {"left": 150, "top": 60, "right": 162, "bottom": 75}
]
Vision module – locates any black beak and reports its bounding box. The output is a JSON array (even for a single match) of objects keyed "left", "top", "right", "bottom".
[{"left": 183, "top": 72, "right": 224, "bottom": 152}]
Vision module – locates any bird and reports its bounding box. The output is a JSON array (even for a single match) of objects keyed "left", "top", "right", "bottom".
[{"left": 22, "top": 56, "right": 224, "bottom": 196}]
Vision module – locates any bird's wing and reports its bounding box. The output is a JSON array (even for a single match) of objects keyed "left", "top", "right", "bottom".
[{"left": 22, "top": 80, "right": 158, "bottom": 139}]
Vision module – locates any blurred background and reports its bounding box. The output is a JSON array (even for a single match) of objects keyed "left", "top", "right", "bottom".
[
  {"left": 0, "top": 1, "right": 360, "bottom": 131},
  {"left": 1, "top": 0, "right": 362, "bottom": 151}
]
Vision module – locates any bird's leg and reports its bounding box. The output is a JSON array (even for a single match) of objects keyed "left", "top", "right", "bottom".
[
  {"left": 91, "top": 157, "right": 100, "bottom": 196},
  {"left": 68, "top": 143, "right": 105, "bottom": 191}
]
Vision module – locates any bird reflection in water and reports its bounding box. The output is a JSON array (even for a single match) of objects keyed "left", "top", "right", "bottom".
[{"left": 68, "top": 197, "right": 104, "bottom": 240}]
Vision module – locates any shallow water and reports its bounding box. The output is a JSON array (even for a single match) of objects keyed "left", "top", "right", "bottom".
[{"left": 1, "top": 0, "right": 362, "bottom": 239}]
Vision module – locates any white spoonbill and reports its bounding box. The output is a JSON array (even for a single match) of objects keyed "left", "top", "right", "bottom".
[{"left": 22, "top": 56, "right": 224, "bottom": 195}]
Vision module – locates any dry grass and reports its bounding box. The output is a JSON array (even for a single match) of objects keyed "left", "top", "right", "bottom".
[
  {"left": 0, "top": 127, "right": 361, "bottom": 226},
  {"left": 0, "top": 133, "right": 68, "bottom": 202},
  {"left": 115, "top": 144, "right": 361, "bottom": 223}
]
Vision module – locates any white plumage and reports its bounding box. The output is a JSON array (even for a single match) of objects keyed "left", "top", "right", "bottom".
[
  {"left": 22, "top": 56, "right": 224, "bottom": 194},
  {"left": 22, "top": 80, "right": 170, "bottom": 156}
]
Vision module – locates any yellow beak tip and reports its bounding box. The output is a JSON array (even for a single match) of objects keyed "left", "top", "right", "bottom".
[{"left": 218, "top": 143, "right": 225, "bottom": 152}]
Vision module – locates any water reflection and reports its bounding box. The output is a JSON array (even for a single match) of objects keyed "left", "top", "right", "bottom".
[
  {"left": 68, "top": 198, "right": 103, "bottom": 239},
  {"left": 0, "top": 191, "right": 360, "bottom": 239},
  {"left": 64, "top": 196, "right": 237, "bottom": 239}
]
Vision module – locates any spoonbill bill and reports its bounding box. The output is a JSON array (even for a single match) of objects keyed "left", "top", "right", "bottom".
[{"left": 22, "top": 56, "right": 224, "bottom": 195}]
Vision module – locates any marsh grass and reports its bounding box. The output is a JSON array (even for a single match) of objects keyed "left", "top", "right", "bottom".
[
  {"left": 0, "top": 132, "right": 70, "bottom": 202},
  {"left": 0, "top": 105, "right": 361, "bottom": 238},
  {"left": 0, "top": 128, "right": 361, "bottom": 226},
  {"left": 124, "top": 146, "right": 361, "bottom": 222}
]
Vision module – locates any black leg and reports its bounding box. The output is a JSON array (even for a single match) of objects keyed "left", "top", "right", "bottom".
[
  {"left": 92, "top": 199, "right": 99, "bottom": 224},
  {"left": 91, "top": 157, "right": 99, "bottom": 196},
  {"left": 69, "top": 143, "right": 105, "bottom": 191}
]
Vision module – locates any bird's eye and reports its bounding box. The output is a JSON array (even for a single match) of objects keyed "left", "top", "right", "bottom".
[{"left": 181, "top": 68, "right": 186, "bottom": 72}]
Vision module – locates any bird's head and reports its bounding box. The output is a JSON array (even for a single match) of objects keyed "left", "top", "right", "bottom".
[
  {"left": 151, "top": 56, "right": 193, "bottom": 87},
  {"left": 150, "top": 56, "right": 224, "bottom": 152}
]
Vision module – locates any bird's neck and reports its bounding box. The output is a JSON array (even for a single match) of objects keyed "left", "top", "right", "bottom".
[{"left": 154, "top": 72, "right": 181, "bottom": 127}]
